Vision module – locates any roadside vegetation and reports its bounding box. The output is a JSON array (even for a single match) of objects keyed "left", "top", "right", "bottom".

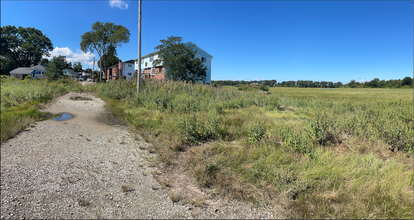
[
  {"left": 0, "top": 76, "right": 83, "bottom": 142},
  {"left": 86, "top": 79, "right": 413, "bottom": 219}
]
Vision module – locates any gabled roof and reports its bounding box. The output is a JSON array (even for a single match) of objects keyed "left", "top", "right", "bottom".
[
  {"left": 63, "top": 68, "right": 77, "bottom": 75},
  {"left": 32, "top": 64, "right": 47, "bottom": 71},
  {"left": 10, "top": 67, "right": 35, "bottom": 74},
  {"left": 184, "top": 42, "right": 213, "bottom": 58}
]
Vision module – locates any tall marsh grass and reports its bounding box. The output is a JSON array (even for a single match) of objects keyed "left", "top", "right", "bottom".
[{"left": 88, "top": 79, "right": 413, "bottom": 218}]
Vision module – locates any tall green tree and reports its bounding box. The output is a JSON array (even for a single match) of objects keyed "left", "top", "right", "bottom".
[
  {"left": 97, "top": 44, "right": 120, "bottom": 73},
  {"left": 80, "top": 21, "right": 130, "bottom": 79},
  {"left": 44, "top": 55, "right": 67, "bottom": 81},
  {"left": 153, "top": 36, "right": 207, "bottom": 83},
  {"left": 73, "top": 62, "right": 83, "bottom": 72},
  {"left": 0, "top": 25, "right": 53, "bottom": 75},
  {"left": 402, "top": 77, "right": 413, "bottom": 86}
]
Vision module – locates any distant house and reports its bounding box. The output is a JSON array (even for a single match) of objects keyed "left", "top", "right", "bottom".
[
  {"left": 133, "top": 42, "right": 213, "bottom": 83},
  {"left": 10, "top": 68, "right": 36, "bottom": 80},
  {"left": 250, "top": 83, "right": 260, "bottom": 86},
  {"left": 9, "top": 64, "right": 47, "bottom": 79},
  {"left": 62, "top": 69, "right": 78, "bottom": 78},
  {"left": 106, "top": 60, "right": 135, "bottom": 81}
]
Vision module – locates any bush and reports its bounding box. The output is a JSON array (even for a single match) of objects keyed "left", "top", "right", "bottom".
[
  {"left": 259, "top": 84, "right": 269, "bottom": 92},
  {"left": 24, "top": 75, "right": 32, "bottom": 80}
]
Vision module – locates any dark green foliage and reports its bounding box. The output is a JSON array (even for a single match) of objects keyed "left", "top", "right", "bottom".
[
  {"left": 73, "top": 62, "right": 83, "bottom": 72},
  {"left": 45, "top": 55, "right": 67, "bottom": 81},
  {"left": 402, "top": 76, "right": 413, "bottom": 86},
  {"left": 213, "top": 77, "right": 412, "bottom": 88},
  {"left": 153, "top": 36, "right": 207, "bottom": 83},
  {"left": 259, "top": 84, "right": 269, "bottom": 92},
  {"left": 0, "top": 25, "right": 53, "bottom": 75},
  {"left": 97, "top": 44, "right": 120, "bottom": 74},
  {"left": 80, "top": 21, "right": 130, "bottom": 79},
  {"left": 38, "top": 58, "right": 49, "bottom": 66}
]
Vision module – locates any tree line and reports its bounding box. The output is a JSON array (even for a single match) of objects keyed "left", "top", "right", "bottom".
[{"left": 212, "top": 77, "right": 413, "bottom": 88}]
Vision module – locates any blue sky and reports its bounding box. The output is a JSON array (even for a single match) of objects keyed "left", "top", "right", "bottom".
[{"left": 1, "top": 0, "right": 412, "bottom": 83}]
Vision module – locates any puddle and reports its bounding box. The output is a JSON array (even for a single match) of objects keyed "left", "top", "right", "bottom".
[{"left": 47, "top": 113, "right": 73, "bottom": 121}]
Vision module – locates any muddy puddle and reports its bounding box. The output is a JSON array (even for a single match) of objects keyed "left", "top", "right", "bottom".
[{"left": 46, "top": 113, "right": 74, "bottom": 121}]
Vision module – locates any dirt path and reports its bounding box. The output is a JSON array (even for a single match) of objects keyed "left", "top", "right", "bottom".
[{"left": 1, "top": 92, "right": 282, "bottom": 219}]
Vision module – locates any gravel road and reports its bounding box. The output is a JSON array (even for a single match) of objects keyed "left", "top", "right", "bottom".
[{"left": 1, "top": 92, "right": 283, "bottom": 219}]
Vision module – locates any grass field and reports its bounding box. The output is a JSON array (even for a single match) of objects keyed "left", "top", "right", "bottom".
[
  {"left": 86, "top": 80, "right": 413, "bottom": 219},
  {"left": 2, "top": 78, "right": 412, "bottom": 218},
  {"left": 0, "top": 77, "right": 83, "bottom": 142}
]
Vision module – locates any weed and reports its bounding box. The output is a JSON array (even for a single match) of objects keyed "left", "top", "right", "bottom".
[{"left": 170, "top": 192, "right": 183, "bottom": 203}]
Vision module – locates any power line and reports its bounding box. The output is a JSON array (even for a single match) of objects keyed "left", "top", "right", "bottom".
[
  {"left": 120, "top": 0, "right": 135, "bottom": 26},
  {"left": 128, "top": 17, "right": 138, "bottom": 30}
]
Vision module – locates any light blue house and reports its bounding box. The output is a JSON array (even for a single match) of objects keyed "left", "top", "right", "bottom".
[{"left": 134, "top": 42, "right": 213, "bottom": 83}]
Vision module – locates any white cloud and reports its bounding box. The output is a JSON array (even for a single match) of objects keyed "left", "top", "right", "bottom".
[
  {"left": 109, "top": 0, "right": 129, "bottom": 10},
  {"left": 44, "top": 47, "right": 95, "bottom": 67}
]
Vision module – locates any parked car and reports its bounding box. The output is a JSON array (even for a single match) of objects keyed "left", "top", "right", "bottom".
[
  {"left": 78, "top": 78, "right": 84, "bottom": 81},
  {"left": 87, "top": 78, "right": 92, "bottom": 82}
]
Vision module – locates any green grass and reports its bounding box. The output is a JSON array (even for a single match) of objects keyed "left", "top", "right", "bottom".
[
  {"left": 85, "top": 80, "right": 413, "bottom": 218},
  {"left": 0, "top": 77, "right": 82, "bottom": 143}
]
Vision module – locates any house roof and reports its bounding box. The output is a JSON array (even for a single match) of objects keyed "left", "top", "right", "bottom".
[
  {"left": 184, "top": 42, "right": 213, "bottom": 58},
  {"left": 10, "top": 67, "right": 35, "bottom": 74},
  {"left": 32, "top": 64, "right": 47, "bottom": 71},
  {"left": 108, "top": 60, "right": 136, "bottom": 69},
  {"left": 64, "top": 68, "right": 78, "bottom": 76},
  {"left": 133, "top": 42, "right": 213, "bottom": 60}
]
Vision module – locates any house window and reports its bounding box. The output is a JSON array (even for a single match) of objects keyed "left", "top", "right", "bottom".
[
  {"left": 128, "top": 64, "right": 132, "bottom": 67},
  {"left": 150, "top": 56, "right": 153, "bottom": 62},
  {"left": 141, "top": 59, "right": 144, "bottom": 63},
  {"left": 202, "top": 57, "right": 206, "bottom": 62},
  {"left": 128, "top": 73, "right": 132, "bottom": 76},
  {"left": 145, "top": 62, "right": 148, "bottom": 67}
]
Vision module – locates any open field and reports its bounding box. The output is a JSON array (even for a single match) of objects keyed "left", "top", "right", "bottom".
[
  {"left": 2, "top": 78, "right": 412, "bottom": 218},
  {"left": 85, "top": 80, "right": 413, "bottom": 219}
]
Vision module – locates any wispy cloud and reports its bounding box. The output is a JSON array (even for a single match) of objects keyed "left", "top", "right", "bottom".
[
  {"left": 44, "top": 47, "right": 95, "bottom": 66},
  {"left": 109, "top": 0, "right": 129, "bottom": 10}
]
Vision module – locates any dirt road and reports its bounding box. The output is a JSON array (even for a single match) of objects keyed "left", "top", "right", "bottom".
[{"left": 1, "top": 92, "right": 282, "bottom": 219}]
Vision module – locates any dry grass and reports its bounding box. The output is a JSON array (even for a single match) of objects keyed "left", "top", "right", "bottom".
[
  {"left": 88, "top": 80, "right": 413, "bottom": 219},
  {"left": 170, "top": 191, "right": 183, "bottom": 203}
]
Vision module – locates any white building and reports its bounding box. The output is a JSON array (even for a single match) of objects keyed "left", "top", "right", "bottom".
[{"left": 133, "top": 42, "right": 213, "bottom": 83}]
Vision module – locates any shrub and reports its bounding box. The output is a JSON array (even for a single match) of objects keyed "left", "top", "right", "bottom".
[
  {"left": 259, "top": 84, "right": 269, "bottom": 92},
  {"left": 247, "top": 123, "right": 266, "bottom": 145}
]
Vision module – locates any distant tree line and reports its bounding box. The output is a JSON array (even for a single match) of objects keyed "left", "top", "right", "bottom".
[{"left": 212, "top": 77, "right": 413, "bottom": 88}]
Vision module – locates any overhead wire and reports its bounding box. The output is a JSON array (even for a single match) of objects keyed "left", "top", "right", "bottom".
[{"left": 120, "top": 0, "right": 135, "bottom": 26}]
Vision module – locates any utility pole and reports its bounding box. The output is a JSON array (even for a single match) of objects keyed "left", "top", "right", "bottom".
[
  {"left": 99, "top": 47, "right": 102, "bottom": 82},
  {"left": 92, "top": 56, "right": 95, "bottom": 82},
  {"left": 137, "top": 0, "right": 142, "bottom": 94}
]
